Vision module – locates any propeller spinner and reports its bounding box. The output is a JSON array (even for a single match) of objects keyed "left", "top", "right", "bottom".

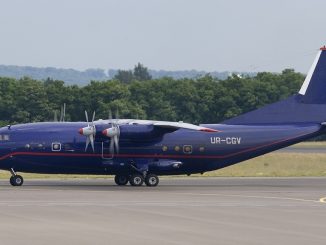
[{"left": 79, "top": 111, "right": 96, "bottom": 152}]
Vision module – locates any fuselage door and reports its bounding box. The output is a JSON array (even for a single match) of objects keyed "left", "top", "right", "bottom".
[{"left": 101, "top": 141, "right": 114, "bottom": 160}]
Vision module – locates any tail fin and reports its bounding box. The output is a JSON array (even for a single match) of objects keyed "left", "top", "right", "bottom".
[
  {"left": 223, "top": 46, "right": 326, "bottom": 125},
  {"left": 298, "top": 46, "right": 326, "bottom": 103}
]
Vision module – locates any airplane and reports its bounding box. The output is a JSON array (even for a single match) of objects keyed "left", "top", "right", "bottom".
[{"left": 1, "top": 46, "right": 326, "bottom": 187}]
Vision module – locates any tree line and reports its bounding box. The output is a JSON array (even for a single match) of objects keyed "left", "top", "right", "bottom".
[{"left": 0, "top": 68, "right": 304, "bottom": 126}]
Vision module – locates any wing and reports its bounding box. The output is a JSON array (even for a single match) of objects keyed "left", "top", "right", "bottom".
[
  {"left": 96, "top": 119, "right": 220, "bottom": 143},
  {"left": 153, "top": 121, "right": 219, "bottom": 132}
]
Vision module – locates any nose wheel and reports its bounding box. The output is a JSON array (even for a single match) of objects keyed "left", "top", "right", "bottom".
[{"left": 9, "top": 168, "right": 24, "bottom": 186}]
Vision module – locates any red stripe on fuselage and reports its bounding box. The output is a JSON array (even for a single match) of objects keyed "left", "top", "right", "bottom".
[{"left": 0, "top": 131, "right": 312, "bottom": 161}]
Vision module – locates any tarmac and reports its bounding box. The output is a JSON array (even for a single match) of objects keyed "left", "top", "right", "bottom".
[{"left": 0, "top": 177, "right": 326, "bottom": 245}]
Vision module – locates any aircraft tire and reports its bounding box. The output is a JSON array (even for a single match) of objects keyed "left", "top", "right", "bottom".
[
  {"left": 11, "top": 175, "right": 24, "bottom": 186},
  {"left": 114, "top": 175, "right": 129, "bottom": 186},
  {"left": 129, "top": 174, "right": 144, "bottom": 186},
  {"left": 145, "top": 174, "right": 159, "bottom": 187},
  {"left": 9, "top": 176, "right": 15, "bottom": 186}
]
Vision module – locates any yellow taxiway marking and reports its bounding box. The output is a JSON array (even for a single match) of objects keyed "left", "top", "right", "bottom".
[{"left": 319, "top": 197, "right": 326, "bottom": 203}]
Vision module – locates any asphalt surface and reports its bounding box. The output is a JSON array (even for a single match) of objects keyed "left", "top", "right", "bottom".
[{"left": 0, "top": 177, "right": 326, "bottom": 245}]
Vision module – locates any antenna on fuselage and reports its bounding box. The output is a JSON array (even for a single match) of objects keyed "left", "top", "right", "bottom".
[
  {"left": 53, "top": 110, "right": 58, "bottom": 122},
  {"left": 59, "top": 103, "right": 66, "bottom": 122}
]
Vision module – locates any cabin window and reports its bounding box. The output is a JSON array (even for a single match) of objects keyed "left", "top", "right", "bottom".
[
  {"left": 183, "top": 145, "right": 192, "bottom": 154},
  {"left": 52, "top": 142, "right": 61, "bottom": 151},
  {"left": 64, "top": 144, "right": 73, "bottom": 151},
  {"left": 174, "top": 146, "right": 180, "bottom": 152},
  {"left": 199, "top": 146, "right": 205, "bottom": 152},
  {"left": 0, "top": 135, "right": 10, "bottom": 141},
  {"left": 162, "top": 146, "right": 168, "bottom": 152}
]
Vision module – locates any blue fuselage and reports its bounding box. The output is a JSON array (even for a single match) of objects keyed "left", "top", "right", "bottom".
[{"left": 0, "top": 122, "right": 323, "bottom": 175}]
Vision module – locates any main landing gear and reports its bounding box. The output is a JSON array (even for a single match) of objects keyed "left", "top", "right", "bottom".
[
  {"left": 114, "top": 173, "right": 159, "bottom": 187},
  {"left": 9, "top": 168, "right": 24, "bottom": 187}
]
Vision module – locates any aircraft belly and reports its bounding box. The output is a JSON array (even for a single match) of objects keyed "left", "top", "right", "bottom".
[{"left": 2, "top": 154, "right": 105, "bottom": 174}]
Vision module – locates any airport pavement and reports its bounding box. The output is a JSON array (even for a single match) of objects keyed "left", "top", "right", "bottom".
[{"left": 0, "top": 177, "right": 326, "bottom": 245}]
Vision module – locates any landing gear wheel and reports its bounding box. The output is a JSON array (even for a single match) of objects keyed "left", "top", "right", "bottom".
[
  {"left": 10, "top": 175, "right": 24, "bottom": 186},
  {"left": 145, "top": 174, "right": 159, "bottom": 187},
  {"left": 9, "top": 176, "right": 15, "bottom": 186},
  {"left": 114, "top": 175, "right": 128, "bottom": 186},
  {"left": 129, "top": 174, "right": 144, "bottom": 186}
]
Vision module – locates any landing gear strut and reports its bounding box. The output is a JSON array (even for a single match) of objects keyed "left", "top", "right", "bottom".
[{"left": 9, "top": 168, "right": 24, "bottom": 187}]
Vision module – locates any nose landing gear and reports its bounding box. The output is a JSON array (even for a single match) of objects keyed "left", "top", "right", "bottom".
[{"left": 9, "top": 168, "right": 24, "bottom": 187}]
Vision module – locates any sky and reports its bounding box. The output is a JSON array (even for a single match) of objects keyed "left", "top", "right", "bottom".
[{"left": 1, "top": 0, "right": 326, "bottom": 73}]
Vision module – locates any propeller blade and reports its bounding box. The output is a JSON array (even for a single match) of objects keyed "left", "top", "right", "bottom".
[
  {"left": 115, "top": 109, "right": 120, "bottom": 124},
  {"left": 90, "top": 134, "right": 95, "bottom": 152},
  {"left": 91, "top": 111, "right": 96, "bottom": 125},
  {"left": 85, "top": 110, "right": 89, "bottom": 125},
  {"left": 109, "top": 138, "right": 114, "bottom": 154},
  {"left": 92, "top": 111, "right": 95, "bottom": 124},
  {"left": 114, "top": 135, "right": 119, "bottom": 153},
  {"left": 85, "top": 136, "right": 90, "bottom": 151}
]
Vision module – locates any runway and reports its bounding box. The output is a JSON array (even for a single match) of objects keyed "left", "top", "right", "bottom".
[{"left": 0, "top": 177, "right": 326, "bottom": 245}]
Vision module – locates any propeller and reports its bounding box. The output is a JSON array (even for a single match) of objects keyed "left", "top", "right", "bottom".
[
  {"left": 78, "top": 111, "right": 96, "bottom": 152},
  {"left": 103, "top": 109, "right": 120, "bottom": 154},
  {"left": 102, "top": 122, "right": 120, "bottom": 154}
]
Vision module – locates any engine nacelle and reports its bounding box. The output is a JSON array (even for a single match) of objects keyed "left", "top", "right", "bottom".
[{"left": 102, "top": 124, "right": 169, "bottom": 141}]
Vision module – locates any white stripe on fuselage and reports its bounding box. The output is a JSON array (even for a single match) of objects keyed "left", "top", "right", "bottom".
[{"left": 299, "top": 50, "right": 322, "bottom": 95}]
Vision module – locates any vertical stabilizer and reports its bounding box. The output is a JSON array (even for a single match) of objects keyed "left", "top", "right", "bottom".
[
  {"left": 222, "top": 46, "right": 326, "bottom": 125},
  {"left": 299, "top": 46, "right": 326, "bottom": 104}
]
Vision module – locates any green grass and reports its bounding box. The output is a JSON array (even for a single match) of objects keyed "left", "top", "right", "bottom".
[
  {"left": 291, "top": 142, "right": 326, "bottom": 148},
  {"left": 202, "top": 152, "right": 326, "bottom": 177}
]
